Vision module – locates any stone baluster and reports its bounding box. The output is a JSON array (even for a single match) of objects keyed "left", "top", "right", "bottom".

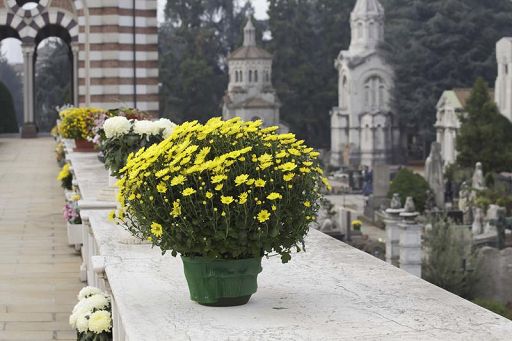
[{"left": 399, "top": 197, "right": 423, "bottom": 277}]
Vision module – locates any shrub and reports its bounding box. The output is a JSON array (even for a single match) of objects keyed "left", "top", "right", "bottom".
[
  {"left": 472, "top": 299, "right": 512, "bottom": 320},
  {"left": 115, "top": 117, "right": 330, "bottom": 263},
  {"left": 388, "top": 168, "right": 431, "bottom": 212},
  {"left": 422, "top": 217, "right": 477, "bottom": 298}
]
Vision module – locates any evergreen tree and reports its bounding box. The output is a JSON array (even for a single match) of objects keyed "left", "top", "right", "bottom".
[
  {"left": 455, "top": 78, "right": 512, "bottom": 173},
  {"left": 160, "top": 0, "right": 253, "bottom": 123},
  {"left": 0, "top": 51, "right": 23, "bottom": 128},
  {"left": 382, "top": 0, "right": 512, "bottom": 156},
  {"left": 35, "top": 39, "right": 72, "bottom": 132},
  {"left": 268, "top": 0, "right": 355, "bottom": 148},
  {"left": 0, "top": 80, "right": 19, "bottom": 133}
]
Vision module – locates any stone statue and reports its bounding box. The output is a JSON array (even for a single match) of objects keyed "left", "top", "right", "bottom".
[
  {"left": 472, "top": 207, "right": 484, "bottom": 235},
  {"left": 390, "top": 193, "right": 402, "bottom": 209},
  {"left": 425, "top": 189, "right": 436, "bottom": 212},
  {"left": 458, "top": 182, "right": 472, "bottom": 224},
  {"left": 425, "top": 142, "right": 445, "bottom": 209},
  {"left": 472, "top": 162, "right": 485, "bottom": 191},
  {"left": 404, "top": 196, "right": 416, "bottom": 213}
]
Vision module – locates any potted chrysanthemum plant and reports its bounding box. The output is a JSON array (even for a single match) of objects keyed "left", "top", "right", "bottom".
[
  {"left": 114, "top": 117, "right": 330, "bottom": 306},
  {"left": 58, "top": 163, "right": 73, "bottom": 191},
  {"left": 100, "top": 116, "right": 176, "bottom": 185},
  {"left": 64, "top": 196, "right": 83, "bottom": 247},
  {"left": 58, "top": 107, "right": 104, "bottom": 152},
  {"left": 70, "top": 287, "right": 112, "bottom": 340}
]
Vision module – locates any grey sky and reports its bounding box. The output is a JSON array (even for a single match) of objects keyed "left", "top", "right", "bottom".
[{"left": 2, "top": 0, "right": 269, "bottom": 64}]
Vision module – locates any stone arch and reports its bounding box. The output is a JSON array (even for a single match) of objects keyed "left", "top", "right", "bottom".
[
  {"left": 28, "top": 8, "right": 78, "bottom": 43},
  {"left": 1, "top": 0, "right": 160, "bottom": 137}
]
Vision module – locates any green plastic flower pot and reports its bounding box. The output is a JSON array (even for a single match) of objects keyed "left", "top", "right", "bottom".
[{"left": 181, "top": 256, "right": 263, "bottom": 307}]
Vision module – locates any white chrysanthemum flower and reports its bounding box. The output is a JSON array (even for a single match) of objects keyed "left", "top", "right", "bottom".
[
  {"left": 133, "top": 120, "right": 159, "bottom": 136},
  {"left": 85, "top": 294, "right": 110, "bottom": 310},
  {"left": 73, "top": 294, "right": 110, "bottom": 316},
  {"left": 156, "top": 118, "right": 177, "bottom": 138},
  {"left": 69, "top": 311, "right": 78, "bottom": 328},
  {"left": 88, "top": 310, "right": 112, "bottom": 333},
  {"left": 78, "top": 286, "right": 103, "bottom": 301},
  {"left": 76, "top": 314, "right": 90, "bottom": 333},
  {"left": 103, "top": 117, "right": 131, "bottom": 139}
]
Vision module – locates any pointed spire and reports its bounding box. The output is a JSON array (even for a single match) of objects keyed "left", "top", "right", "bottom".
[
  {"left": 243, "top": 17, "right": 256, "bottom": 47},
  {"left": 352, "top": 0, "right": 384, "bottom": 18},
  {"left": 349, "top": 0, "right": 385, "bottom": 52}
]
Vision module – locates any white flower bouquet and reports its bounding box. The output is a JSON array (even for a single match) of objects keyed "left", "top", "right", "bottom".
[{"left": 70, "top": 286, "right": 112, "bottom": 340}]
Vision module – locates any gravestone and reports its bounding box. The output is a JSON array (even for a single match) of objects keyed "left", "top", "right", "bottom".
[
  {"left": 425, "top": 142, "right": 445, "bottom": 209},
  {"left": 373, "top": 164, "right": 390, "bottom": 198},
  {"left": 364, "top": 164, "right": 390, "bottom": 222}
]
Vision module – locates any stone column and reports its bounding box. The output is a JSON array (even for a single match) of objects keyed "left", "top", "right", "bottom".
[
  {"left": 398, "top": 210, "right": 422, "bottom": 277},
  {"left": 384, "top": 208, "right": 404, "bottom": 267},
  {"left": 71, "top": 43, "right": 80, "bottom": 106},
  {"left": 21, "top": 44, "right": 36, "bottom": 138}
]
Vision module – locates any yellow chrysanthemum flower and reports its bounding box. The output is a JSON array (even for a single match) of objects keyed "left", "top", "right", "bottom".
[
  {"left": 171, "top": 175, "right": 186, "bottom": 186},
  {"left": 215, "top": 184, "right": 223, "bottom": 191},
  {"left": 283, "top": 173, "right": 295, "bottom": 182},
  {"left": 157, "top": 182, "right": 167, "bottom": 193},
  {"left": 304, "top": 201, "right": 311, "bottom": 208},
  {"left": 221, "top": 196, "right": 234, "bottom": 205},
  {"left": 151, "top": 222, "right": 163, "bottom": 237},
  {"left": 258, "top": 153, "right": 273, "bottom": 164},
  {"left": 107, "top": 210, "right": 115, "bottom": 222},
  {"left": 206, "top": 191, "right": 213, "bottom": 199},
  {"left": 279, "top": 162, "right": 297, "bottom": 172},
  {"left": 171, "top": 200, "right": 181, "bottom": 217},
  {"left": 267, "top": 192, "right": 283, "bottom": 201},
  {"left": 257, "top": 210, "right": 271, "bottom": 223},
  {"left": 288, "top": 148, "right": 301, "bottom": 156},
  {"left": 212, "top": 175, "right": 227, "bottom": 184},
  {"left": 299, "top": 167, "right": 311, "bottom": 173},
  {"left": 182, "top": 188, "right": 196, "bottom": 196},
  {"left": 238, "top": 192, "right": 248, "bottom": 204},
  {"left": 254, "top": 179, "right": 266, "bottom": 188},
  {"left": 275, "top": 150, "right": 287, "bottom": 158},
  {"left": 235, "top": 174, "right": 249, "bottom": 186}
]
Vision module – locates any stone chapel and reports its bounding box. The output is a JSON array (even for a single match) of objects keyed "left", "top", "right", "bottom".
[
  {"left": 436, "top": 37, "right": 510, "bottom": 166},
  {"left": 330, "top": 0, "right": 399, "bottom": 168},
  {"left": 223, "top": 17, "right": 285, "bottom": 130}
]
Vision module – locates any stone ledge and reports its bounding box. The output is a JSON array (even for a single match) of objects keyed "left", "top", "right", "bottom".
[{"left": 84, "top": 209, "right": 512, "bottom": 340}]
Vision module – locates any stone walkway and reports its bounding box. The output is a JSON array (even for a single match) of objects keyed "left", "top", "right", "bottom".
[{"left": 0, "top": 138, "right": 83, "bottom": 340}]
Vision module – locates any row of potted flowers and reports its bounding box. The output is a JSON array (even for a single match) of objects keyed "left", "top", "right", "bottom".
[{"left": 55, "top": 106, "right": 330, "bottom": 311}]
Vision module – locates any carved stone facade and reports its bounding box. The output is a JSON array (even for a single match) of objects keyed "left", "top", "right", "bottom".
[
  {"left": 330, "top": 0, "right": 398, "bottom": 167},
  {"left": 0, "top": 0, "right": 159, "bottom": 137},
  {"left": 495, "top": 37, "right": 512, "bottom": 122}
]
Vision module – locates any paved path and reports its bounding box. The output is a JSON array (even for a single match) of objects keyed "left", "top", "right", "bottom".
[{"left": 0, "top": 138, "right": 83, "bottom": 341}]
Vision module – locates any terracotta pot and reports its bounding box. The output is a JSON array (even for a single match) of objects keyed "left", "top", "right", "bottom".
[{"left": 73, "top": 139, "right": 96, "bottom": 152}]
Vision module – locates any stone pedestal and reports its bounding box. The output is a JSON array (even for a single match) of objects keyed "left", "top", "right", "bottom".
[
  {"left": 21, "top": 123, "right": 37, "bottom": 138},
  {"left": 384, "top": 208, "right": 404, "bottom": 267},
  {"left": 399, "top": 212, "right": 422, "bottom": 277}
]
